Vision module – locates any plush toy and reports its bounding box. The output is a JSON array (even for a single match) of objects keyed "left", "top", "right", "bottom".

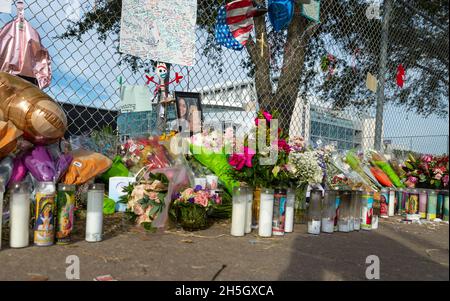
[{"left": 0, "top": 72, "right": 67, "bottom": 145}]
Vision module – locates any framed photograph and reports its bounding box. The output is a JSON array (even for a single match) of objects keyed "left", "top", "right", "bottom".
[{"left": 174, "top": 92, "right": 203, "bottom": 134}]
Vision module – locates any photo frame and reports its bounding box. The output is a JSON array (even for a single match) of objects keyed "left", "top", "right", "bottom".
[{"left": 174, "top": 91, "right": 203, "bottom": 134}]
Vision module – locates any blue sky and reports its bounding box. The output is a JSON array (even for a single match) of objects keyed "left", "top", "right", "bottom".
[{"left": 1, "top": 0, "right": 448, "bottom": 154}]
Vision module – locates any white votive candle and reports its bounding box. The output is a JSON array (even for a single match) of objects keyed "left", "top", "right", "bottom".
[
  {"left": 231, "top": 187, "right": 246, "bottom": 237},
  {"left": 321, "top": 218, "right": 334, "bottom": 233},
  {"left": 389, "top": 189, "right": 396, "bottom": 217},
  {"left": 86, "top": 184, "right": 105, "bottom": 242},
  {"left": 285, "top": 189, "right": 295, "bottom": 233},
  {"left": 258, "top": 188, "right": 274, "bottom": 237},
  {"left": 245, "top": 187, "right": 253, "bottom": 234},
  {"left": 10, "top": 183, "right": 31, "bottom": 248}
]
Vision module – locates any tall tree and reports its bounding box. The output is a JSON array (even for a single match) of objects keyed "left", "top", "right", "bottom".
[{"left": 60, "top": 0, "right": 449, "bottom": 132}]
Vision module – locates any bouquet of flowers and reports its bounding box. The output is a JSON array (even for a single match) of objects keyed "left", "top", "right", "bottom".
[
  {"left": 190, "top": 128, "right": 239, "bottom": 194},
  {"left": 120, "top": 173, "right": 169, "bottom": 230},
  {"left": 171, "top": 186, "right": 222, "bottom": 231},
  {"left": 286, "top": 137, "right": 326, "bottom": 223},
  {"left": 403, "top": 154, "right": 449, "bottom": 189},
  {"left": 228, "top": 111, "right": 292, "bottom": 188},
  {"left": 120, "top": 136, "right": 173, "bottom": 177}
]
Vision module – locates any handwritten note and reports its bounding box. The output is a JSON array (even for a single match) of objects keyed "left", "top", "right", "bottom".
[{"left": 119, "top": 0, "right": 197, "bottom": 66}]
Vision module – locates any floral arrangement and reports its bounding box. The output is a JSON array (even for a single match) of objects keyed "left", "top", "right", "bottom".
[
  {"left": 287, "top": 149, "right": 324, "bottom": 185},
  {"left": 173, "top": 186, "right": 222, "bottom": 209},
  {"left": 228, "top": 110, "right": 292, "bottom": 188},
  {"left": 403, "top": 154, "right": 449, "bottom": 189},
  {"left": 120, "top": 136, "right": 172, "bottom": 176},
  {"left": 171, "top": 186, "right": 222, "bottom": 230},
  {"left": 120, "top": 173, "right": 169, "bottom": 230}
]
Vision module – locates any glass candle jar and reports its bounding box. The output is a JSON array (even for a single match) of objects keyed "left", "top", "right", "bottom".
[
  {"left": 0, "top": 180, "right": 4, "bottom": 250},
  {"left": 244, "top": 186, "right": 253, "bottom": 234},
  {"left": 402, "top": 189, "right": 410, "bottom": 216},
  {"left": 334, "top": 192, "right": 341, "bottom": 232},
  {"left": 34, "top": 182, "right": 56, "bottom": 247},
  {"left": 10, "top": 182, "right": 31, "bottom": 248},
  {"left": 285, "top": 188, "right": 295, "bottom": 233},
  {"left": 307, "top": 189, "right": 322, "bottom": 235},
  {"left": 86, "top": 184, "right": 105, "bottom": 242},
  {"left": 252, "top": 187, "right": 261, "bottom": 229},
  {"left": 426, "top": 190, "right": 437, "bottom": 220},
  {"left": 361, "top": 191, "right": 374, "bottom": 231},
  {"left": 407, "top": 189, "right": 419, "bottom": 215},
  {"left": 352, "top": 189, "right": 363, "bottom": 231},
  {"left": 56, "top": 184, "right": 76, "bottom": 245},
  {"left": 380, "top": 188, "right": 389, "bottom": 218},
  {"left": 437, "top": 191, "right": 445, "bottom": 219},
  {"left": 322, "top": 190, "right": 337, "bottom": 233},
  {"left": 418, "top": 190, "right": 427, "bottom": 219},
  {"left": 388, "top": 188, "right": 396, "bottom": 217},
  {"left": 338, "top": 191, "right": 352, "bottom": 232},
  {"left": 396, "top": 189, "right": 404, "bottom": 216},
  {"left": 372, "top": 191, "right": 380, "bottom": 230},
  {"left": 272, "top": 188, "right": 287, "bottom": 236},
  {"left": 258, "top": 188, "right": 274, "bottom": 237},
  {"left": 231, "top": 187, "right": 246, "bottom": 237},
  {"left": 443, "top": 190, "right": 449, "bottom": 222}
]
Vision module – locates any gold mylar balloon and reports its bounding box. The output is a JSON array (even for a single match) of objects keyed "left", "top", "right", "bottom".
[{"left": 0, "top": 72, "right": 67, "bottom": 145}]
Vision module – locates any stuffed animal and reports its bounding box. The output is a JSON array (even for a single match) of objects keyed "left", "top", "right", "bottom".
[{"left": 0, "top": 72, "right": 67, "bottom": 145}]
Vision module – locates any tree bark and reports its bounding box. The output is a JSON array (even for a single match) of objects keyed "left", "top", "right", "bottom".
[
  {"left": 246, "top": 15, "right": 272, "bottom": 109},
  {"left": 246, "top": 3, "right": 318, "bottom": 133},
  {"left": 274, "top": 5, "right": 318, "bottom": 133}
]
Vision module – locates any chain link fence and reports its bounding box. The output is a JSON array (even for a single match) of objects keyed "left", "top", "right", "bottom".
[{"left": 1, "top": 0, "right": 448, "bottom": 156}]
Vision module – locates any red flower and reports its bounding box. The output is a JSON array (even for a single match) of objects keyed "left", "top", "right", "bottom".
[{"left": 229, "top": 147, "right": 256, "bottom": 171}]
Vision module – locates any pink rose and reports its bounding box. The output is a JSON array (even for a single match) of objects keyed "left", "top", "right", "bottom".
[
  {"left": 194, "top": 191, "right": 210, "bottom": 207},
  {"left": 149, "top": 192, "right": 158, "bottom": 200},
  {"left": 137, "top": 214, "right": 151, "bottom": 225},
  {"left": 133, "top": 204, "right": 145, "bottom": 216},
  {"left": 422, "top": 155, "right": 433, "bottom": 163},
  {"left": 443, "top": 175, "right": 449, "bottom": 187},
  {"left": 263, "top": 111, "right": 272, "bottom": 122},
  {"left": 435, "top": 173, "right": 443, "bottom": 181}
]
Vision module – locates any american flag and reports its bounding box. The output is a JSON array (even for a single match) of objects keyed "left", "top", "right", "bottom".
[{"left": 216, "top": 0, "right": 256, "bottom": 50}]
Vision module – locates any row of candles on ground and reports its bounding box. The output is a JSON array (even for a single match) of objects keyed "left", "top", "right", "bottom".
[
  {"left": 0, "top": 181, "right": 106, "bottom": 250},
  {"left": 230, "top": 186, "right": 450, "bottom": 237}
]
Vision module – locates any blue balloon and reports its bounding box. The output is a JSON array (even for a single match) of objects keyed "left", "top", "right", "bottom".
[{"left": 268, "top": 0, "right": 295, "bottom": 32}]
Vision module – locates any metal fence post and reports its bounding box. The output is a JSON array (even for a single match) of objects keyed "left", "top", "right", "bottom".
[{"left": 374, "top": 0, "right": 393, "bottom": 151}]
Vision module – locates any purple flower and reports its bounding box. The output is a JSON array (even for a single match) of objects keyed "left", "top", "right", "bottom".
[
  {"left": 194, "top": 185, "right": 203, "bottom": 192},
  {"left": 188, "top": 197, "right": 195, "bottom": 204}
]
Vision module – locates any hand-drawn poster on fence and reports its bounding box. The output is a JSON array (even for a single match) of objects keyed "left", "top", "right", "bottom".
[{"left": 119, "top": 0, "right": 197, "bottom": 66}]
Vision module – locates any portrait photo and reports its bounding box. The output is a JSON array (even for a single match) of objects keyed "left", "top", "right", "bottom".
[{"left": 174, "top": 92, "right": 203, "bottom": 134}]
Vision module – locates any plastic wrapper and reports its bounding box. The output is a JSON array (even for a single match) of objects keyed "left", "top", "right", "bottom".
[
  {"left": 23, "top": 146, "right": 55, "bottom": 182},
  {"left": 345, "top": 151, "right": 380, "bottom": 189},
  {"left": 370, "top": 165, "right": 393, "bottom": 187},
  {"left": 0, "top": 156, "right": 13, "bottom": 185},
  {"left": 69, "top": 127, "right": 119, "bottom": 159},
  {"left": 370, "top": 150, "right": 405, "bottom": 188},
  {"left": 330, "top": 153, "right": 376, "bottom": 191},
  {"left": 100, "top": 156, "right": 129, "bottom": 184},
  {"left": 120, "top": 136, "right": 173, "bottom": 176},
  {"left": 62, "top": 150, "right": 112, "bottom": 185},
  {"left": 189, "top": 144, "right": 239, "bottom": 195},
  {"left": 150, "top": 165, "right": 194, "bottom": 229},
  {"left": 9, "top": 155, "right": 27, "bottom": 184}
]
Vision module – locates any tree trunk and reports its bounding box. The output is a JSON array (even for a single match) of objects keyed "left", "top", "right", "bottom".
[
  {"left": 246, "top": 3, "right": 318, "bottom": 134},
  {"left": 274, "top": 5, "right": 318, "bottom": 133},
  {"left": 246, "top": 15, "right": 272, "bottom": 108}
]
